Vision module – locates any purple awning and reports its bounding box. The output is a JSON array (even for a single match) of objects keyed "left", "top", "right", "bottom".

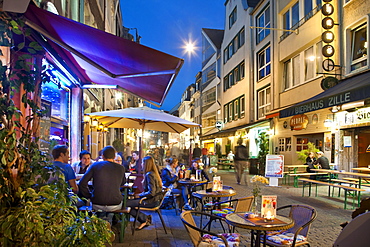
[{"left": 24, "top": 5, "right": 183, "bottom": 105}]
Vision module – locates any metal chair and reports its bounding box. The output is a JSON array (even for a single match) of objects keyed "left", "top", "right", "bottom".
[
  {"left": 180, "top": 211, "right": 239, "bottom": 247},
  {"left": 264, "top": 204, "right": 317, "bottom": 247},
  {"left": 132, "top": 189, "right": 168, "bottom": 235}
]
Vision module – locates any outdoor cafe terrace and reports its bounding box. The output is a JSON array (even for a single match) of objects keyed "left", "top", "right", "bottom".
[{"left": 110, "top": 169, "right": 370, "bottom": 247}]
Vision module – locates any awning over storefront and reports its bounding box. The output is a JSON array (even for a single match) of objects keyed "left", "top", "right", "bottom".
[
  {"left": 200, "top": 120, "right": 270, "bottom": 140},
  {"left": 23, "top": 5, "right": 184, "bottom": 105},
  {"left": 280, "top": 71, "right": 370, "bottom": 118}
]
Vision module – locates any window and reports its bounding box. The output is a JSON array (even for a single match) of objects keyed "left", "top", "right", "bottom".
[
  {"left": 229, "top": 7, "right": 237, "bottom": 29},
  {"left": 304, "top": 47, "right": 315, "bottom": 80},
  {"left": 292, "top": 55, "right": 300, "bottom": 86},
  {"left": 224, "top": 27, "right": 245, "bottom": 64},
  {"left": 224, "top": 95, "right": 245, "bottom": 123},
  {"left": 257, "top": 87, "right": 271, "bottom": 119},
  {"left": 316, "top": 41, "right": 323, "bottom": 75},
  {"left": 278, "top": 138, "right": 292, "bottom": 152},
  {"left": 257, "top": 6, "right": 270, "bottom": 44},
  {"left": 350, "top": 23, "right": 367, "bottom": 71},
  {"left": 224, "top": 61, "right": 245, "bottom": 91},
  {"left": 257, "top": 46, "right": 271, "bottom": 80},
  {"left": 284, "top": 42, "right": 322, "bottom": 90},
  {"left": 283, "top": 60, "right": 292, "bottom": 90},
  {"left": 234, "top": 99, "right": 239, "bottom": 120},
  {"left": 296, "top": 138, "right": 308, "bottom": 151},
  {"left": 240, "top": 96, "right": 245, "bottom": 118},
  {"left": 283, "top": 2, "right": 300, "bottom": 34},
  {"left": 229, "top": 102, "right": 234, "bottom": 121},
  {"left": 224, "top": 105, "right": 228, "bottom": 123}
]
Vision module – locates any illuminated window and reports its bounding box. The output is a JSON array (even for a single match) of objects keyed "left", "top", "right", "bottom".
[
  {"left": 350, "top": 23, "right": 367, "bottom": 71},
  {"left": 305, "top": 47, "right": 315, "bottom": 80},
  {"left": 257, "top": 87, "right": 271, "bottom": 119}
]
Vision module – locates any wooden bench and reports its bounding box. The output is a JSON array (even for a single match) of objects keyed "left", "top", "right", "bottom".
[
  {"left": 78, "top": 206, "right": 131, "bottom": 243},
  {"left": 298, "top": 178, "right": 365, "bottom": 209},
  {"left": 288, "top": 172, "right": 329, "bottom": 188}
]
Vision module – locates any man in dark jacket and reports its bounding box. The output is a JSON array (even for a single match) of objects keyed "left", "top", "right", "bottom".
[
  {"left": 314, "top": 151, "right": 330, "bottom": 169},
  {"left": 79, "top": 146, "right": 126, "bottom": 223},
  {"left": 192, "top": 143, "right": 202, "bottom": 159},
  {"left": 234, "top": 139, "right": 249, "bottom": 185}
]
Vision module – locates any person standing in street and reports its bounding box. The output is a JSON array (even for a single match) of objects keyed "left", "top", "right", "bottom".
[
  {"left": 78, "top": 146, "right": 126, "bottom": 224},
  {"left": 201, "top": 146, "right": 208, "bottom": 168},
  {"left": 124, "top": 142, "right": 132, "bottom": 160},
  {"left": 234, "top": 139, "right": 249, "bottom": 185},
  {"left": 192, "top": 143, "right": 202, "bottom": 159},
  {"left": 52, "top": 145, "right": 78, "bottom": 194}
]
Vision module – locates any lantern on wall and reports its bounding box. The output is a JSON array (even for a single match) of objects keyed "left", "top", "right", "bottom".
[{"left": 321, "top": 0, "right": 336, "bottom": 72}]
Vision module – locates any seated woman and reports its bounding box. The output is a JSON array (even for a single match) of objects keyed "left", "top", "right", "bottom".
[
  {"left": 161, "top": 158, "right": 188, "bottom": 210},
  {"left": 189, "top": 158, "right": 210, "bottom": 181},
  {"left": 305, "top": 152, "right": 317, "bottom": 173},
  {"left": 126, "top": 156, "right": 163, "bottom": 230}
]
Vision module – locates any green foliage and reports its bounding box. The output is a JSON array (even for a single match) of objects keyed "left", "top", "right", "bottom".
[
  {"left": 257, "top": 132, "right": 269, "bottom": 166},
  {"left": 0, "top": 14, "right": 113, "bottom": 246},
  {"left": 296, "top": 142, "right": 320, "bottom": 163},
  {"left": 112, "top": 139, "right": 124, "bottom": 152},
  {"left": 215, "top": 143, "right": 222, "bottom": 158}
]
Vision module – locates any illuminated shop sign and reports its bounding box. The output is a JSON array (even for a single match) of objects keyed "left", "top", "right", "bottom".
[
  {"left": 293, "top": 92, "right": 351, "bottom": 115},
  {"left": 337, "top": 107, "right": 370, "bottom": 126},
  {"left": 290, "top": 114, "right": 309, "bottom": 130}
]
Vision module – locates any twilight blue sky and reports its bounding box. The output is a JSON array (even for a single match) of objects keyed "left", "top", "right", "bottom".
[{"left": 121, "top": 0, "right": 225, "bottom": 111}]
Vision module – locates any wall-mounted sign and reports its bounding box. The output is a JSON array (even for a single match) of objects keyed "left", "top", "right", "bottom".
[
  {"left": 338, "top": 106, "right": 370, "bottom": 126},
  {"left": 283, "top": 121, "right": 288, "bottom": 129},
  {"left": 215, "top": 120, "right": 223, "bottom": 130},
  {"left": 290, "top": 114, "right": 309, "bottom": 130},
  {"left": 343, "top": 136, "right": 352, "bottom": 147},
  {"left": 312, "top": 114, "right": 318, "bottom": 124},
  {"left": 321, "top": 76, "right": 338, "bottom": 90}
]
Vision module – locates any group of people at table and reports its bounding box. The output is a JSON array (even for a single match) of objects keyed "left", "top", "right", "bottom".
[{"left": 51, "top": 144, "right": 210, "bottom": 231}]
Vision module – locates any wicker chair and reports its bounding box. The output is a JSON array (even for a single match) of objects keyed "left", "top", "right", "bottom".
[
  {"left": 180, "top": 211, "right": 240, "bottom": 247},
  {"left": 264, "top": 204, "right": 317, "bottom": 247}
]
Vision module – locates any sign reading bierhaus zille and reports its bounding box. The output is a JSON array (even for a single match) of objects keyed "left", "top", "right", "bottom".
[{"left": 290, "top": 114, "right": 309, "bottom": 130}]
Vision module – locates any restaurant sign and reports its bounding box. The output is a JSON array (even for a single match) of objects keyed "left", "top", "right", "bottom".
[
  {"left": 338, "top": 106, "right": 370, "bottom": 126},
  {"left": 290, "top": 114, "right": 309, "bottom": 130}
]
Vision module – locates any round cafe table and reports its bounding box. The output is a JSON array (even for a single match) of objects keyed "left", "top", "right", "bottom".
[
  {"left": 178, "top": 179, "right": 208, "bottom": 208},
  {"left": 226, "top": 212, "right": 294, "bottom": 247}
]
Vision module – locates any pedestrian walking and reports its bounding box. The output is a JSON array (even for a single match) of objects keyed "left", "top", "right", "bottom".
[{"left": 234, "top": 139, "right": 249, "bottom": 185}]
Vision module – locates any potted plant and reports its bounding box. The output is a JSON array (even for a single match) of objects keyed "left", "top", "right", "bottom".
[
  {"left": 257, "top": 132, "right": 269, "bottom": 175},
  {"left": 296, "top": 142, "right": 320, "bottom": 164},
  {"left": 0, "top": 12, "right": 113, "bottom": 246}
]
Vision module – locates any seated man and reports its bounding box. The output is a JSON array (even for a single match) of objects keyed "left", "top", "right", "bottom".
[
  {"left": 314, "top": 151, "right": 330, "bottom": 169},
  {"left": 79, "top": 146, "right": 126, "bottom": 224},
  {"left": 71, "top": 150, "right": 93, "bottom": 180},
  {"left": 52, "top": 145, "right": 78, "bottom": 194}
]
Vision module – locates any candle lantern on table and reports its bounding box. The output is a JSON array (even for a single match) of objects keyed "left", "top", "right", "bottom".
[{"left": 262, "top": 195, "right": 277, "bottom": 221}]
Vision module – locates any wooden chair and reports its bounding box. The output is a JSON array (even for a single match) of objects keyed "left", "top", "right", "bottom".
[
  {"left": 180, "top": 211, "right": 240, "bottom": 247},
  {"left": 132, "top": 189, "right": 168, "bottom": 235},
  {"left": 263, "top": 204, "right": 317, "bottom": 247}
]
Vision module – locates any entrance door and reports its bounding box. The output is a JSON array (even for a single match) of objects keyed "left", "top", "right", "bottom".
[{"left": 358, "top": 129, "right": 370, "bottom": 167}]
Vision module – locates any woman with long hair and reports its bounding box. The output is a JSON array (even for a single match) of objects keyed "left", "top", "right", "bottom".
[{"left": 126, "top": 156, "right": 163, "bottom": 230}]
